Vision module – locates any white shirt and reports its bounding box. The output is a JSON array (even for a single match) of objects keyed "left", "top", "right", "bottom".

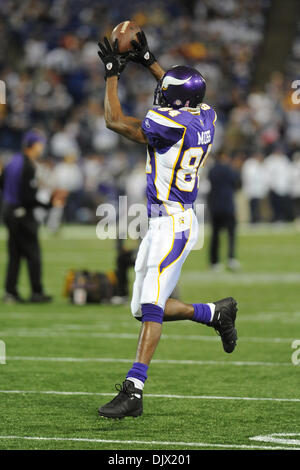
[
  {"left": 290, "top": 160, "right": 300, "bottom": 198},
  {"left": 242, "top": 158, "right": 268, "bottom": 199},
  {"left": 53, "top": 162, "right": 83, "bottom": 192},
  {"left": 264, "top": 153, "right": 293, "bottom": 196}
]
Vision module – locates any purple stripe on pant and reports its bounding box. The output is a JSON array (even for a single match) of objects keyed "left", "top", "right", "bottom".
[{"left": 159, "top": 226, "right": 190, "bottom": 274}]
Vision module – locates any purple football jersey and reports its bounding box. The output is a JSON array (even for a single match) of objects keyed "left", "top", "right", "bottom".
[{"left": 141, "top": 104, "right": 216, "bottom": 217}]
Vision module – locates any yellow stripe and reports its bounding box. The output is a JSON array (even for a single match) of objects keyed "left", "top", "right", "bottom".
[
  {"left": 153, "top": 149, "right": 159, "bottom": 199},
  {"left": 148, "top": 109, "right": 187, "bottom": 207},
  {"left": 145, "top": 147, "right": 152, "bottom": 174},
  {"left": 155, "top": 215, "right": 175, "bottom": 304},
  {"left": 155, "top": 211, "right": 193, "bottom": 305},
  {"left": 153, "top": 150, "right": 171, "bottom": 215},
  {"left": 167, "top": 127, "right": 187, "bottom": 199},
  {"left": 200, "top": 143, "right": 212, "bottom": 169},
  {"left": 213, "top": 110, "right": 217, "bottom": 126},
  {"left": 160, "top": 210, "right": 192, "bottom": 275},
  {"left": 163, "top": 201, "right": 184, "bottom": 215},
  {"left": 153, "top": 150, "right": 180, "bottom": 216},
  {"left": 162, "top": 202, "right": 171, "bottom": 215}
]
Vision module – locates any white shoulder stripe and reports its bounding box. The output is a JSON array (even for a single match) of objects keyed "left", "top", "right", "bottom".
[{"left": 146, "top": 110, "right": 184, "bottom": 128}]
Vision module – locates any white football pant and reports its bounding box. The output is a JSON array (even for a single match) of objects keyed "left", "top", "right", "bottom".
[{"left": 131, "top": 208, "right": 199, "bottom": 319}]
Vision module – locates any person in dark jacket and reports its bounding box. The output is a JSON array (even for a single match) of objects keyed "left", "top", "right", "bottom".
[
  {"left": 0, "top": 130, "right": 64, "bottom": 303},
  {"left": 208, "top": 152, "right": 241, "bottom": 271}
]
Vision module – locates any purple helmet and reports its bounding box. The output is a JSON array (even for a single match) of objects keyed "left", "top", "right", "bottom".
[{"left": 154, "top": 65, "right": 206, "bottom": 109}]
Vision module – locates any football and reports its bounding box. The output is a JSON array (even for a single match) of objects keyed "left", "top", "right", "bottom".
[{"left": 111, "top": 20, "right": 141, "bottom": 54}]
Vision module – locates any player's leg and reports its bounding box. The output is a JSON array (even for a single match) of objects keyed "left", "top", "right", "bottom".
[
  {"left": 163, "top": 297, "right": 213, "bottom": 322},
  {"left": 163, "top": 296, "right": 238, "bottom": 353},
  {"left": 98, "top": 229, "right": 152, "bottom": 419},
  {"left": 130, "top": 232, "right": 150, "bottom": 319},
  {"left": 163, "top": 297, "right": 194, "bottom": 321},
  {"left": 133, "top": 321, "right": 162, "bottom": 365},
  {"left": 98, "top": 210, "right": 237, "bottom": 419},
  {"left": 154, "top": 212, "right": 238, "bottom": 350},
  {"left": 130, "top": 212, "right": 237, "bottom": 392},
  {"left": 130, "top": 241, "right": 166, "bottom": 365},
  {"left": 125, "top": 210, "right": 199, "bottom": 381},
  {"left": 98, "top": 211, "right": 196, "bottom": 419}
]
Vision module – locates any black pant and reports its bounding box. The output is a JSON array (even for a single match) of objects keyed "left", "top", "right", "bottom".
[
  {"left": 249, "top": 198, "right": 261, "bottom": 223},
  {"left": 293, "top": 197, "right": 300, "bottom": 219},
  {"left": 269, "top": 191, "right": 293, "bottom": 222},
  {"left": 210, "top": 213, "right": 236, "bottom": 265},
  {"left": 3, "top": 208, "right": 43, "bottom": 295}
]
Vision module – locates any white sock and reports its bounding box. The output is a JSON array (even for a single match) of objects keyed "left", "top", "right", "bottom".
[
  {"left": 207, "top": 303, "right": 216, "bottom": 322},
  {"left": 127, "top": 377, "right": 144, "bottom": 391}
]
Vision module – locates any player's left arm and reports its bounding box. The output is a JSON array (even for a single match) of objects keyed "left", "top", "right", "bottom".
[
  {"left": 130, "top": 31, "right": 165, "bottom": 81},
  {"left": 98, "top": 37, "right": 147, "bottom": 144}
]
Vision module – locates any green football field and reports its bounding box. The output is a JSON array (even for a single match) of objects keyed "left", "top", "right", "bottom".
[{"left": 0, "top": 224, "right": 300, "bottom": 450}]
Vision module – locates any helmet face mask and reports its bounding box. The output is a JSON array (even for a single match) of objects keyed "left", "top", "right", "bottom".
[
  {"left": 153, "top": 65, "right": 206, "bottom": 109},
  {"left": 153, "top": 80, "right": 167, "bottom": 107}
]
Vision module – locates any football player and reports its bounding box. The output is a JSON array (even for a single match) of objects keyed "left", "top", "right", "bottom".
[{"left": 97, "top": 32, "right": 238, "bottom": 419}]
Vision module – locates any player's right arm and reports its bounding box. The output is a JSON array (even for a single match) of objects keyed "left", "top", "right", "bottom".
[
  {"left": 97, "top": 33, "right": 165, "bottom": 144},
  {"left": 104, "top": 76, "right": 147, "bottom": 144},
  {"left": 98, "top": 37, "right": 148, "bottom": 144}
]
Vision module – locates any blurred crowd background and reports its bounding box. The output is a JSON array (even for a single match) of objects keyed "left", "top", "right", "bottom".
[{"left": 0, "top": 0, "right": 300, "bottom": 226}]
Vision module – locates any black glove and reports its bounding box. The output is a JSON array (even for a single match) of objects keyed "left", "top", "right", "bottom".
[
  {"left": 98, "top": 37, "right": 127, "bottom": 79},
  {"left": 130, "top": 31, "right": 156, "bottom": 67}
]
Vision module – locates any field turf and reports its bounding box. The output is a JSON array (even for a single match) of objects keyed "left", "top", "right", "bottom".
[{"left": 0, "top": 224, "right": 300, "bottom": 450}]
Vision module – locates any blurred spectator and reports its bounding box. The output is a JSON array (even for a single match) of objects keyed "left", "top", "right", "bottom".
[
  {"left": 52, "top": 154, "right": 84, "bottom": 222},
  {"left": 0, "top": 129, "right": 65, "bottom": 303},
  {"left": 0, "top": 0, "right": 270, "bottom": 155},
  {"left": 50, "top": 124, "right": 81, "bottom": 159},
  {"left": 0, "top": 0, "right": 299, "bottom": 226},
  {"left": 241, "top": 152, "right": 268, "bottom": 223},
  {"left": 290, "top": 151, "right": 300, "bottom": 221},
  {"left": 264, "top": 146, "right": 293, "bottom": 222},
  {"left": 53, "top": 155, "right": 83, "bottom": 192},
  {"left": 208, "top": 152, "right": 240, "bottom": 271},
  {"left": 125, "top": 160, "right": 147, "bottom": 207}
]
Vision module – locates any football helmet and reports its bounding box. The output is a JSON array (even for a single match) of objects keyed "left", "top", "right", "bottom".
[{"left": 154, "top": 65, "right": 206, "bottom": 109}]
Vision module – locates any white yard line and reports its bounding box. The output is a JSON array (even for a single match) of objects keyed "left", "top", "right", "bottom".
[
  {"left": 0, "top": 311, "right": 299, "bottom": 324},
  {"left": 181, "top": 272, "right": 300, "bottom": 284},
  {"left": 0, "top": 222, "right": 298, "bottom": 241},
  {"left": 5, "top": 356, "right": 293, "bottom": 367},
  {"left": 0, "top": 312, "right": 108, "bottom": 318},
  {"left": 250, "top": 433, "right": 300, "bottom": 446},
  {"left": 0, "top": 389, "right": 299, "bottom": 403},
  {"left": 0, "top": 329, "right": 297, "bottom": 344},
  {"left": 0, "top": 435, "right": 299, "bottom": 450}
]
